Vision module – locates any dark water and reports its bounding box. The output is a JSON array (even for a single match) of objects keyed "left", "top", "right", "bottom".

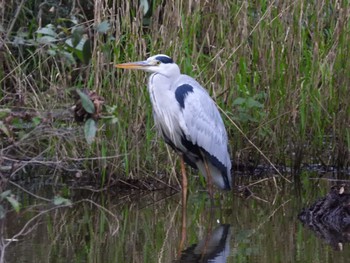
[{"left": 1, "top": 177, "right": 350, "bottom": 263}]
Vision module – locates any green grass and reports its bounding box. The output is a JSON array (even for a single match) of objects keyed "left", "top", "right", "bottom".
[{"left": 1, "top": 0, "right": 349, "bottom": 185}]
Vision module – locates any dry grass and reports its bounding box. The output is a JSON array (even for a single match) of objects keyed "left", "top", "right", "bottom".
[{"left": 0, "top": 0, "right": 349, "bottom": 186}]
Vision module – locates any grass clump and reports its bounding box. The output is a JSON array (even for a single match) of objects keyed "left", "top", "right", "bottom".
[{"left": 0, "top": 0, "right": 349, "bottom": 188}]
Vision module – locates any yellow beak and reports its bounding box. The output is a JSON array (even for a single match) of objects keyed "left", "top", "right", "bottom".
[{"left": 115, "top": 61, "right": 151, "bottom": 69}]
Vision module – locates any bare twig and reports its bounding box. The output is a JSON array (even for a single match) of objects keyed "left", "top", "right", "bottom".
[
  {"left": 80, "top": 199, "right": 120, "bottom": 235},
  {"left": 4, "top": 204, "right": 69, "bottom": 248},
  {"left": 220, "top": 108, "right": 291, "bottom": 184},
  {"left": 309, "top": 178, "right": 350, "bottom": 182},
  {"left": 2, "top": 198, "right": 120, "bottom": 250},
  {"left": 248, "top": 199, "right": 291, "bottom": 237},
  {"left": 8, "top": 180, "right": 51, "bottom": 202}
]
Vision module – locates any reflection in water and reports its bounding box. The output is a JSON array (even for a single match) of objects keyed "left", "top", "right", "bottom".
[
  {"left": 3, "top": 180, "right": 350, "bottom": 262},
  {"left": 176, "top": 224, "right": 231, "bottom": 263}
]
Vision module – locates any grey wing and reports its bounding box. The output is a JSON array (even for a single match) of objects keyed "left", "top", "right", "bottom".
[{"left": 176, "top": 76, "right": 231, "bottom": 170}]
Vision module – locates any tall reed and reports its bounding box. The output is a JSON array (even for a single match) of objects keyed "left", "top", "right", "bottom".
[{"left": 1, "top": 0, "right": 349, "bottom": 184}]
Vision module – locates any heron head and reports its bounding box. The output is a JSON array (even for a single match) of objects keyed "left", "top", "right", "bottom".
[{"left": 116, "top": 54, "right": 180, "bottom": 78}]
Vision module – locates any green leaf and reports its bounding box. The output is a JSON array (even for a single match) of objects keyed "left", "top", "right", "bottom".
[
  {"left": 71, "top": 27, "right": 84, "bottom": 47},
  {"left": 53, "top": 196, "right": 72, "bottom": 206},
  {"left": 75, "top": 38, "right": 86, "bottom": 56},
  {"left": 32, "top": 116, "right": 41, "bottom": 126},
  {"left": 0, "top": 190, "right": 11, "bottom": 200},
  {"left": 96, "top": 21, "right": 110, "bottom": 33},
  {"left": 246, "top": 97, "right": 264, "bottom": 109},
  {"left": 0, "top": 205, "right": 5, "bottom": 219},
  {"left": 232, "top": 97, "right": 246, "bottom": 106},
  {"left": 82, "top": 39, "right": 91, "bottom": 64},
  {"left": 110, "top": 117, "right": 118, "bottom": 124},
  {"left": 62, "top": 51, "right": 76, "bottom": 65},
  {"left": 65, "top": 38, "right": 75, "bottom": 48},
  {"left": 0, "top": 108, "right": 11, "bottom": 118},
  {"left": 37, "top": 35, "right": 57, "bottom": 44},
  {"left": 13, "top": 36, "right": 25, "bottom": 46},
  {"left": 0, "top": 121, "right": 10, "bottom": 137},
  {"left": 76, "top": 89, "right": 95, "bottom": 114},
  {"left": 47, "top": 49, "right": 57, "bottom": 56},
  {"left": 238, "top": 112, "right": 250, "bottom": 122},
  {"left": 65, "top": 36, "right": 91, "bottom": 64},
  {"left": 84, "top": 118, "right": 97, "bottom": 145},
  {"left": 36, "top": 27, "right": 57, "bottom": 37},
  {"left": 5, "top": 195, "right": 20, "bottom": 213},
  {"left": 11, "top": 117, "right": 25, "bottom": 129},
  {"left": 105, "top": 105, "right": 118, "bottom": 114}
]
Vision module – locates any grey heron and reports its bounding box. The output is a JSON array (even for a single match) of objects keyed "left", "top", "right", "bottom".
[{"left": 116, "top": 54, "right": 232, "bottom": 202}]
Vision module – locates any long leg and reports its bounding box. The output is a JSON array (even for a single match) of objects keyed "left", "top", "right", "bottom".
[
  {"left": 180, "top": 155, "right": 188, "bottom": 207},
  {"left": 203, "top": 156, "right": 214, "bottom": 199},
  {"left": 178, "top": 155, "right": 187, "bottom": 256}
]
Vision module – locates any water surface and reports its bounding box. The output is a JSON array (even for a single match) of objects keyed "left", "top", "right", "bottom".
[{"left": 2, "top": 177, "right": 350, "bottom": 262}]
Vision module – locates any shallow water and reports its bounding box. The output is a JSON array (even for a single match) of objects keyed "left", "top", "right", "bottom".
[{"left": 1, "top": 177, "right": 350, "bottom": 263}]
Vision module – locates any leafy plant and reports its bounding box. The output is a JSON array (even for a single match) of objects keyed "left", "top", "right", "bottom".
[
  {"left": 0, "top": 190, "right": 20, "bottom": 218},
  {"left": 35, "top": 22, "right": 93, "bottom": 64},
  {"left": 53, "top": 196, "right": 72, "bottom": 206},
  {"left": 75, "top": 89, "right": 98, "bottom": 145},
  {"left": 232, "top": 93, "right": 266, "bottom": 123}
]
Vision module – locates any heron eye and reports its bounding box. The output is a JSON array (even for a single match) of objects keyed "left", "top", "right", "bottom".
[{"left": 155, "top": 60, "right": 161, "bottom": 65}]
